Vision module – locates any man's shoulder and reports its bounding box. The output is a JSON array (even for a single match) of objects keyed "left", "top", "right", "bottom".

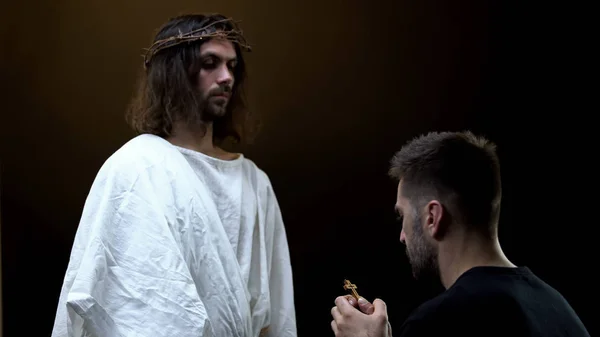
[
  {"left": 410, "top": 268, "right": 525, "bottom": 314},
  {"left": 241, "top": 156, "right": 273, "bottom": 188},
  {"left": 98, "top": 134, "right": 182, "bottom": 180},
  {"left": 400, "top": 281, "right": 484, "bottom": 328},
  {"left": 398, "top": 267, "right": 581, "bottom": 336},
  {"left": 397, "top": 287, "right": 491, "bottom": 336},
  {"left": 112, "top": 133, "right": 177, "bottom": 162},
  {"left": 408, "top": 286, "right": 469, "bottom": 319}
]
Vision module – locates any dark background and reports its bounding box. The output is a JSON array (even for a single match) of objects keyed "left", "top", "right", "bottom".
[{"left": 1, "top": 1, "right": 593, "bottom": 336}]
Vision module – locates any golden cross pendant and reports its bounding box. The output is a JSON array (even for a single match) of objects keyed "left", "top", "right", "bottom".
[{"left": 343, "top": 279, "right": 360, "bottom": 300}]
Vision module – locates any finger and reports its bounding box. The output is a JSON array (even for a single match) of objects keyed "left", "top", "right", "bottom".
[
  {"left": 344, "top": 294, "right": 358, "bottom": 308},
  {"left": 330, "top": 320, "right": 338, "bottom": 335},
  {"left": 357, "top": 297, "right": 375, "bottom": 315},
  {"left": 330, "top": 306, "right": 342, "bottom": 321},
  {"left": 334, "top": 295, "right": 356, "bottom": 315},
  {"left": 373, "top": 298, "right": 388, "bottom": 314}
]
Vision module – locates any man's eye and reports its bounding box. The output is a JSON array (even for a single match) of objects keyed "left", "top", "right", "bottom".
[
  {"left": 396, "top": 215, "right": 404, "bottom": 222},
  {"left": 202, "top": 58, "right": 216, "bottom": 68}
]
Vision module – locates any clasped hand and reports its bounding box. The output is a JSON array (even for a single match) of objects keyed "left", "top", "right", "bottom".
[{"left": 330, "top": 295, "right": 392, "bottom": 337}]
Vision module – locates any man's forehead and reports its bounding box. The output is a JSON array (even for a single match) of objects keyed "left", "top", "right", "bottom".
[
  {"left": 395, "top": 180, "right": 406, "bottom": 211},
  {"left": 200, "top": 38, "right": 237, "bottom": 59}
]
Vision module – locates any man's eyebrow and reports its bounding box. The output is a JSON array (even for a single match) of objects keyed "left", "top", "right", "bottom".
[
  {"left": 394, "top": 205, "right": 403, "bottom": 215},
  {"left": 200, "top": 52, "right": 237, "bottom": 62}
]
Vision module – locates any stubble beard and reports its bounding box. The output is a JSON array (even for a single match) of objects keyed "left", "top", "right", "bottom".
[
  {"left": 406, "top": 212, "right": 440, "bottom": 281},
  {"left": 209, "top": 101, "right": 228, "bottom": 118},
  {"left": 200, "top": 86, "right": 230, "bottom": 122}
]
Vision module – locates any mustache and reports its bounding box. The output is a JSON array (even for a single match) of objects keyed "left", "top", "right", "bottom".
[{"left": 208, "top": 85, "right": 232, "bottom": 97}]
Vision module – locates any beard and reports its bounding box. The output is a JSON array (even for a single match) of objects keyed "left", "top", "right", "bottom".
[
  {"left": 406, "top": 212, "right": 439, "bottom": 281},
  {"left": 200, "top": 85, "right": 231, "bottom": 121},
  {"left": 204, "top": 96, "right": 228, "bottom": 118}
]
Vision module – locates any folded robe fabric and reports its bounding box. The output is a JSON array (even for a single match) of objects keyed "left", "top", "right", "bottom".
[{"left": 51, "top": 134, "right": 297, "bottom": 337}]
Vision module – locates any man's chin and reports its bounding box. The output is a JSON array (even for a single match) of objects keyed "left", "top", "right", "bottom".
[{"left": 205, "top": 104, "right": 228, "bottom": 118}]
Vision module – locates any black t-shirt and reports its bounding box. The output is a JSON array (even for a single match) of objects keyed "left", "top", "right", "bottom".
[{"left": 396, "top": 266, "right": 589, "bottom": 337}]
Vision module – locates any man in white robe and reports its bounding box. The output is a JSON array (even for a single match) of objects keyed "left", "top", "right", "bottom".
[{"left": 51, "top": 13, "right": 297, "bottom": 337}]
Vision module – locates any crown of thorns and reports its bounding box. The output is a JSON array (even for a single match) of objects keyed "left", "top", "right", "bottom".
[{"left": 142, "top": 18, "right": 252, "bottom": 69}]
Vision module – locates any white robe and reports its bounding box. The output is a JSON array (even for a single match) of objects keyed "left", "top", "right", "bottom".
[{"left": 51, "top": 134, "right": 297, "bottom": 337}]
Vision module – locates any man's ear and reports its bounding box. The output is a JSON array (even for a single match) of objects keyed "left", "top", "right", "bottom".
[{"left": 425, "top": 200, "right": 445, "bottom": 240}]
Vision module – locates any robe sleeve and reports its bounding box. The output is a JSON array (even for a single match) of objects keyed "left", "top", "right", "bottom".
[
  {"left": 264, "top": 187, "right": 298, "bottom": 337},
  {"left": 51, "top": 162, "right": 212, "bottom": 337}
]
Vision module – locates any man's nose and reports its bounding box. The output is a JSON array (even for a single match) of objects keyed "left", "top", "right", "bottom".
[
  {"left": 217, "top": 64, "right": 233, "bottom": 86},
  {"left": 400, "top": 229, "right": 406, "bottom": 244}
]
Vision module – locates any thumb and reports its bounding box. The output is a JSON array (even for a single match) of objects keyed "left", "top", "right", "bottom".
[
  {"left": 373, "top": 298, "right": 388, "bottom": 314},
  {"left": 357, "top": 297, "right": 375, "bottom": 315}
]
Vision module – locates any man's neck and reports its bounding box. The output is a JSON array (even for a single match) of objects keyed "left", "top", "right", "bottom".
[
  {"left": 167, "top": 122, "right": 237, "bottom": 160},
  {"left": 437, "top": 229, "right": 516, "bottom": 289}
]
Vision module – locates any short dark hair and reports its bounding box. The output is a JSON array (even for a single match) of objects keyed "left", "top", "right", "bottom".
[
  {"left": 125, "top": 13, "right": 257, "bottom": 145},
  {"left": 389, "top": 131, "right": 502, "bottom": 236}
]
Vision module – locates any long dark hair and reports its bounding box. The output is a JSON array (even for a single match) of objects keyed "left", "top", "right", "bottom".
[{"left": 126, "top": 13, "right": 257, "bottom": 145}]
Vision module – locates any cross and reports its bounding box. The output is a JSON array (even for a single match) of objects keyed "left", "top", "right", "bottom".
[{"left": 343, "top": 279, "right": 360, "bottom": 300}]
